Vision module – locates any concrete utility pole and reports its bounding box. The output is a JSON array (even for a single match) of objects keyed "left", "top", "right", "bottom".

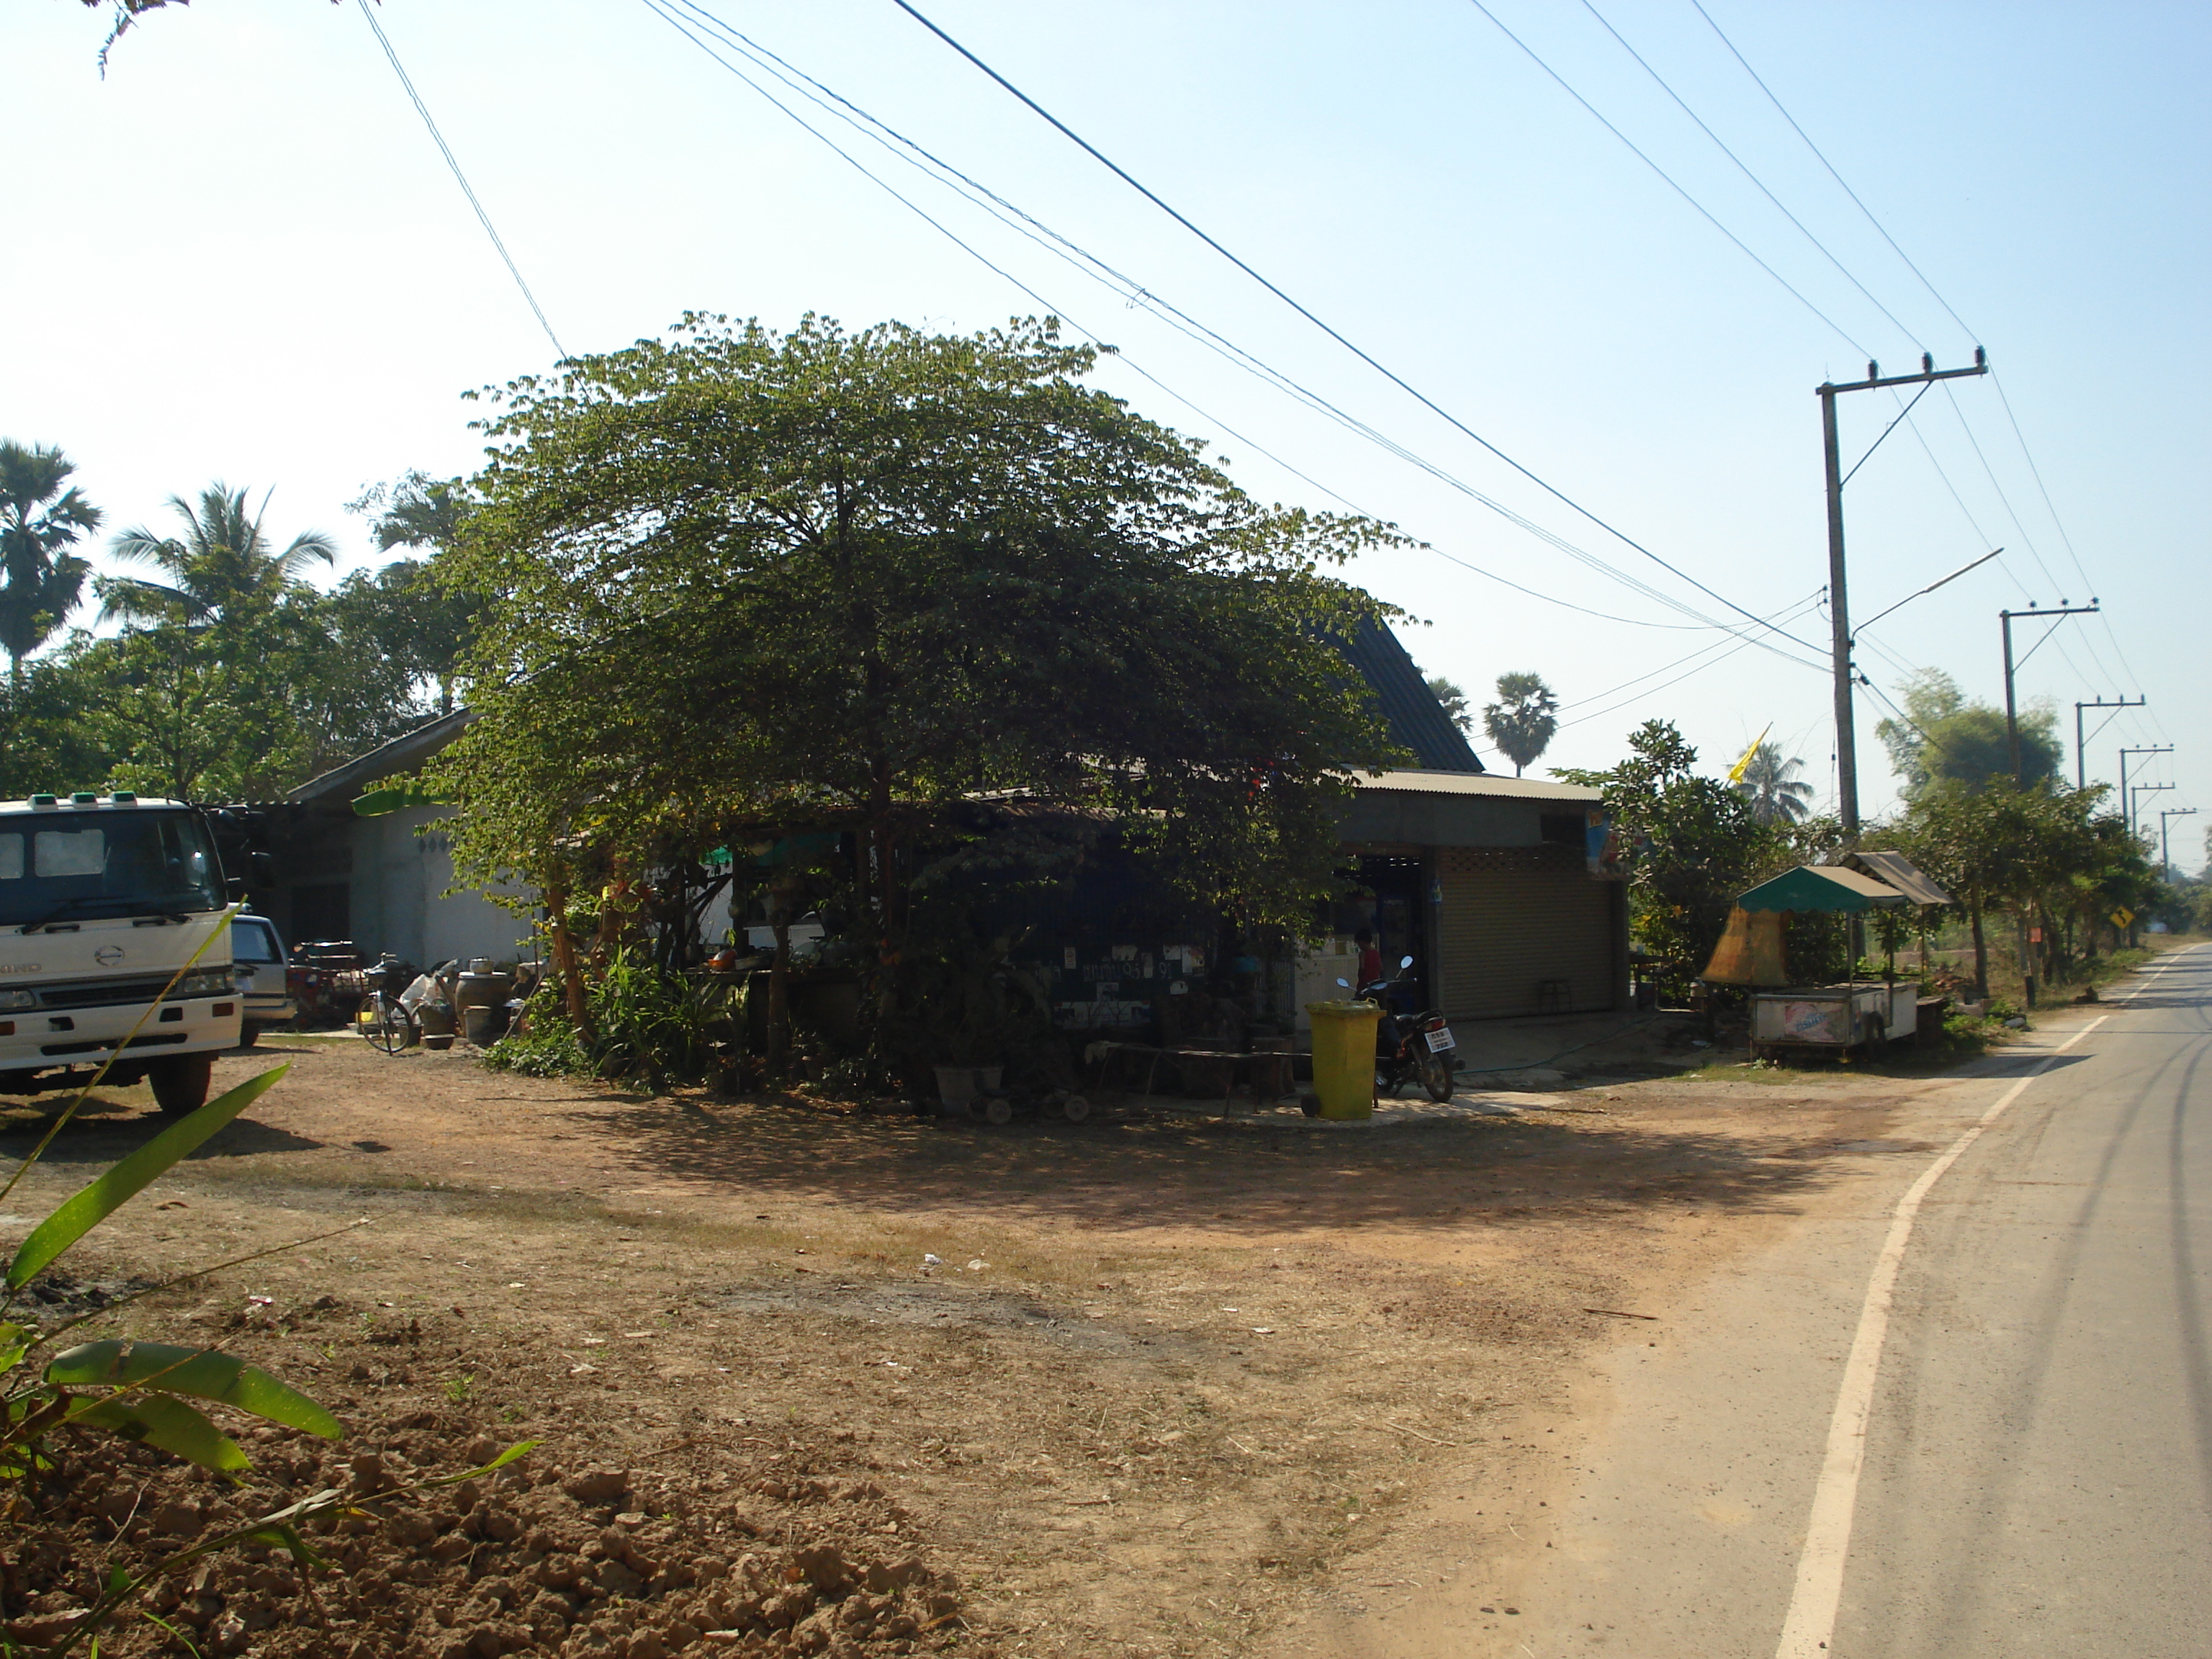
[
  {"left": 1819, "top": 349, "right": 1987, "bottom": 840},
  {"left": 2132, "top": 781, "right": 2174, "bottom": 840},
  {"left": 2160, "top": 807, "right": 2199, "bottom": 880},
  {"left": 2076, "top": 696, "right": 2147, "bottom": 791},
  {"left": 2119, "top": 747, "right": 2173, "bottom": 835},
  {"left": 2000, "top": 604, "right": 2100, "bottom": 783}
]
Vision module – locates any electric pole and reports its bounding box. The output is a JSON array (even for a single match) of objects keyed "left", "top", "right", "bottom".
[
  {"left": 2132, "top": 781, "right": 2174, "bottom": 839},
  {"left": 2075, "top": 696, "right": 2146, "bottom": 790},
  {"left": 2160, "top": 807, "right": 2198, "bottom": 880},
  {"left": 1819, "top": 349, "right": 1987, "bottom": 840},
  {"left": 2000, "top": 603, "right": 2100, "bottom": 783},
  {"left": 2119, "top": 747, "right": 2172, "bottom": 835}
]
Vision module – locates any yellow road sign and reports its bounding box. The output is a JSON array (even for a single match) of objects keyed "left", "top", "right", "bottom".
[{"left": 2110, "top": 906, "right": 2136, "bottom": 928}]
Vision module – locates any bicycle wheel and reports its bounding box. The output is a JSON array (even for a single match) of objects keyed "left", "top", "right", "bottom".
[{"left": 366, "top": 993, "right": 415, "bottom": 1053}]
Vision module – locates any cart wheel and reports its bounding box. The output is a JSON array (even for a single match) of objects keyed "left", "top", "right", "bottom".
[
  {"left": 1061, "top": 1094, "right": 1092, "bottom": 1123},
  {"left": 984, "top": 1097, "right": 1014, "bottom": 1125}
]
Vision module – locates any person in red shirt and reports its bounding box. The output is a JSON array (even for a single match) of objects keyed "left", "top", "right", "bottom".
[{"left": 1354, "top": 927, "right": 1382, "bottom": 992}]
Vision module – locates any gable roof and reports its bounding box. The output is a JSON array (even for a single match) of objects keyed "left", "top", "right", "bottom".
[
  {"left": 1330, "top": 617, "right": 1484, "bottom": 773},
  {"left": 285, "top": 707, "right": 477, "bottom": 804}
]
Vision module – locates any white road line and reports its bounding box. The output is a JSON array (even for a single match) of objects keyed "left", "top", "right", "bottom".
[{"left": 1772, "top": 1011, "right": 2110, "bottom": 1659}]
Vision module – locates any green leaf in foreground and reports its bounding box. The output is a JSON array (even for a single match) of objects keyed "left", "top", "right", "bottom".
[
  {"left": 6, "top": 1065, "right": 288, "bottom": 1289},
  {"left": 47, "top": 1339, "right": 342, "bottom": 1439},
  {"left": 71, "top": 1395, "right": 248, "bottom": 1473}
]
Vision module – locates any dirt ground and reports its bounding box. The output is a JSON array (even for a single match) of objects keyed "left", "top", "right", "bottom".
[{"left": 0, "top": 1035, "right": 1937, "bottom": 1657}]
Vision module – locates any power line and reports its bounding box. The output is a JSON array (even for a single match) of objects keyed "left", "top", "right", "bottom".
[
  {"left": 1686, "top": 0, "right": 1977, "bottom": 344},
  {"left": 653, "top": 0, "right": 1824, "bottom": 666},
  {"left": 1556, "top": 592, "right": 1827, "bottom": 729},
  {"left": 353, "top": 0, "right": 565, "bottom": 360},
  {"left": 886, "top": 0, "right": 1828, "bottom": 660},
  {"left": 1686, "top": 0, "right": 2167, "bottom": 749},
  {"left": 1578, "top": 0, "right": 1924, "bottom": 347},
  {"left": 1462, "top": 0, "right": 1869, "bottom": 355}
]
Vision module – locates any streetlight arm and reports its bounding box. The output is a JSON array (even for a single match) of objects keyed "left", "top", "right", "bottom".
[{"left": 1853, "top": 548, "right": 2004, "bottom": 637}]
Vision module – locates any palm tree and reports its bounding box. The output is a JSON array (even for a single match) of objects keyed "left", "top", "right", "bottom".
[
  {"left": 0, "top": 440, "right": 102, "bottom": 688},
  {"left": 1481, "top": 670, "right": 1559, "bottom": 776},
  {"left": 1736, "top": 742, "right": 1815, "bottom": 824},
  {"left": 99, "top": 483, "right": 336, "bottom": 631}
]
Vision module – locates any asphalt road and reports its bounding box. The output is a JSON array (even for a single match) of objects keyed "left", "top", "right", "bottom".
[{"left": 1483, "top": 945, "right": 2212, "bottom": 1658}]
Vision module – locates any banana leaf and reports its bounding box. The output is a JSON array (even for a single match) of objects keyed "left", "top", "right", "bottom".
[
  {"left": 47, "top": 1339, "right": 342, "bottom": 1439},
  {"left": 72, "top": 1393, "right": 248, "bottom": 1472},
  {"left": 6, "top": 1065, "right": 288, "bottom": 1290}
]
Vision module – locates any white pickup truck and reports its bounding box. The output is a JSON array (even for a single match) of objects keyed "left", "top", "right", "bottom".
[{"left": 0, "top": 791, "right": 248, "bottom": 1115}]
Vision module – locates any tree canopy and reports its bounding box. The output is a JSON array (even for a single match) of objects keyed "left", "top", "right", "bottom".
[
  {"left": 1483, "top": 670, "right": 1558, "bottom": 776},
  {"left": 1735, "top": 742, "right": 1814, "bottom": 825},
  {"left": 1876, "top": 667, "right": 2062, "bottom": 797},
  {"left": 0, "top": 439, "right": 101, "bottom": 687},
  {"left": 435, "top": 312, "right": 1406, "bottom": 956}
]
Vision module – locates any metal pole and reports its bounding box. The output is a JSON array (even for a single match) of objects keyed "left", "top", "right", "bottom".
[
  {"left": 2075, "top": 696, "right": 2146, "bottom": 793},
  {"left": 1820, "top": 382, "right": 1856, "bottom": 840}
]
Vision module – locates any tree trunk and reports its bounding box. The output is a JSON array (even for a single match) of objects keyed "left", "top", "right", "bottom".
[
  {"left": 1969, "top": 892, "right": 1990, "bottom": 1002},
  {"left": 765, "top": 886, "right": 794, "bottom": 1079},
  {"left": 545, "top": 888, "right": 591, "bottom": 1038}
]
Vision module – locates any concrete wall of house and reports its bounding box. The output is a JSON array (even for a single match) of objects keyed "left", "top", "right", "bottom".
[
  {"left": 348, "top": 807, "right": 533, "bottom": 966},
  {"left": 1341, "top": 788, "right": 1628, "bottom": 1020}
]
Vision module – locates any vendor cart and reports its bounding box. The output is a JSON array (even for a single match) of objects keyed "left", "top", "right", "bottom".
[{"left": 1707, "top": 863, "right": 1925, "bottom": 1062}]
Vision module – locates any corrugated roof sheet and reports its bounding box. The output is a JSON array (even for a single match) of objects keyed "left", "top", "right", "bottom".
[
  {"left": 1833, "top": 849, "right": 1954, "bottom": 907},
  {"left": 1328, "top": 617, "right": 1484, "bottom": 773},
  {"left": 1353, "top": 769, "right": 1599, "bottom": 803}
]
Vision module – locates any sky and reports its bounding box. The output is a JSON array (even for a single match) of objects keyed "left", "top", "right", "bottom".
[{"left": 6, "top": 0, "right": 2206, "bottom": 863}]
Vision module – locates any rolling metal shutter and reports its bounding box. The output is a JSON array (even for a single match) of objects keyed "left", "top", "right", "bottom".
[{"left": 1437, "top": 849, "right": 1614, "bottom": 1019}]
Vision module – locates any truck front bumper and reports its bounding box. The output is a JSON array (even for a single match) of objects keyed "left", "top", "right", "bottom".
[{"left": 0, "top": 997, "right": 242, "bottom": 1073}]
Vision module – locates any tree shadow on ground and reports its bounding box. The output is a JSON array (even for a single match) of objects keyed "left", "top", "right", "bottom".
[{"left": 548, "top": 1089, "right": 1868, "bottom": 1237}]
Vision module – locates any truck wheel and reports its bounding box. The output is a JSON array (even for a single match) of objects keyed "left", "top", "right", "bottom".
[
  {"left": 238, "top": 1023, "right": 262, "bottom": 1050},
  {"left": 148, "top": 1054, "right": 214, "bottom": 1118}
]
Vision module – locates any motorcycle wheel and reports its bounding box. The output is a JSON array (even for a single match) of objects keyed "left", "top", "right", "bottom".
[{"left": 1419, "top": 1051, "right": 1455, "bottom": 1102}]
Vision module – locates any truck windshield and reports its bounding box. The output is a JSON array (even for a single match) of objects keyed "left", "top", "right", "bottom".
[{"left": 0, "top": 812, "right": 225, "bottom": 927}]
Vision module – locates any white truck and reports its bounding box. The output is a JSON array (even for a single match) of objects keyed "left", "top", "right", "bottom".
[{"left": 0, "top": 791, "right": 251, "bottom": 1115}]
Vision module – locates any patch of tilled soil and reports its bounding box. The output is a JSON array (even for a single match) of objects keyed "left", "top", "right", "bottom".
[{"left": 2, "top": 1298, "right": 987, "bottom": 1659}]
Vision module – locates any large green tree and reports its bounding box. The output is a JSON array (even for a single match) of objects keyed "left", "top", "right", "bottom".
[
  {"left": 435, "top": 313, "right": 1405, "bottom": 1030},
  {"left": 1557, "top": 720, "right": 1775, "bottom": 992},
  {"left": 1877, "top": 667, "right": 2062, "bottom": 798},
  {"left": 346, "top": 471, "right": 480, "bottom": 714},
  {"left": 0, "top": 440, "right": 101, "bottom": 689}
]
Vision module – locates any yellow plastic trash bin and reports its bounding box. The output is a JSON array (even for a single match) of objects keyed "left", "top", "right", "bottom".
[{"left": 1305, "top": 1000, "right": 1382, "bottom": 1120}]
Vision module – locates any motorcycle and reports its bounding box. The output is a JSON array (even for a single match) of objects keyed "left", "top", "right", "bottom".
[{"left": 1352, "top": 955, "right": 1460, "bottom": 1102}]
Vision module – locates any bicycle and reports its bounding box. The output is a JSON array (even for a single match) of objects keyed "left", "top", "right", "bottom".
[{"left": 360, "top": 989, "right": 418, "bottom": 1053}]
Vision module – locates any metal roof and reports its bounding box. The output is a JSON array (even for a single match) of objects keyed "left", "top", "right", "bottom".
[
  {"left": 1328, "top": 617, "right": 1483, "bottom": 773},
  {"left": 1352, "top": 768, "right": 1599, "bottom": 803},
  {"left": 285, "top": 707, "right": 478, "bottom": 804},
  {"left": 1738, "top": 864, "right": 1908, "bottom": 914},
  {"left": 1831, "top": 849, "right": 1954, "bottom": 908}
]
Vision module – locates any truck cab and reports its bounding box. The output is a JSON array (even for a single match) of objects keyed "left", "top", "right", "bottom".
[{"left": 0, "top": 792, "right": 242, "bottom": 1115}]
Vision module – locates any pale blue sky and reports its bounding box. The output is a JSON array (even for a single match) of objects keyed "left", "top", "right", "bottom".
[{"left": 6, "top": 1, "right": 2205, "bottom": 854}]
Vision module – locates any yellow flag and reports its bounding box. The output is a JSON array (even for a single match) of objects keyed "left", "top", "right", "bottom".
[{"left": 1727, "top": 724, "right": 1772, "bottom": 786}]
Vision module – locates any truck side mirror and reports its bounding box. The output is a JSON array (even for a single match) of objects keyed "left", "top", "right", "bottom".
[
  {"left": 248, "top": 851, "right": 276, "bottom": 886},
  {"left": 225, "top": 876, "right": 246, "bottom": 900}
]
